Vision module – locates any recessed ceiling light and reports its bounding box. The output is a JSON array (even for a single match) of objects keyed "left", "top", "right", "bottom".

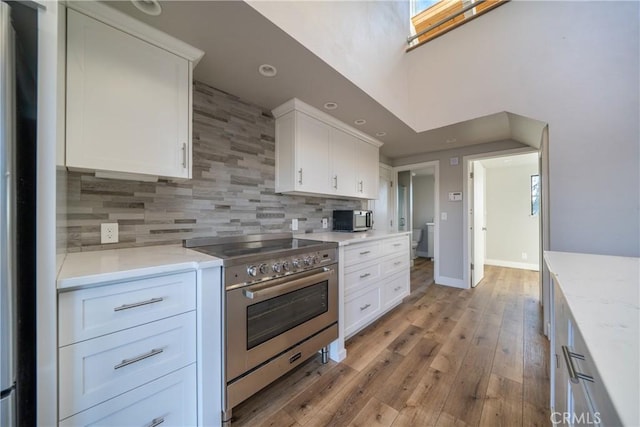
[
  {"left": 375, "top": 132, "right": 386, "bottom": 137},
  {"left": 258, "top": 64, "right": 277, "bottom": 77},
  {"left": 445, "top": 138, "right": 457, "bottom": 144},
  {"left": 354, "top": 119, "right": 367, "bottom": 125},
  {"left": 323, "top": 102, "right": 338, "bottom": 110},
  {"left": 131, "top": 0, "right": 162, "bottom": 16}
]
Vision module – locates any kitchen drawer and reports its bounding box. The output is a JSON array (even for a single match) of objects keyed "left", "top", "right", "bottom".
[
  {"left": 381, "top": 253, "right": 409, "bottom": 277},
  {"left": 59, "top": 271, "right": 196, "bottom": 346},
  {"left": 59, "top": 364, "right": 196, "bottom": 426},
  {"left": 344, "top": 285, "right": 381, "bottom": 338},
  {"left": 59, "top": 312, "right": 196, "bottom": 419},
  {"left": 344, "top": 262, "right": 381, "bottom": 294},
  {"left": 381, "top": 236, "right": 409, "bottom": 256},
  {"left": 344, "top": 241, "right": 381, "bottom": 266},
  {"left": 383, "top": 270, "right": 409, "bottom": 310}
]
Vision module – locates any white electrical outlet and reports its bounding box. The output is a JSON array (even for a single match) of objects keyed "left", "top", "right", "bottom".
[
  {"left": 522, "top": 252, "right": 528, "bottom": 260},
  {"left": 101, "top": 223, "right": 119, "bottom": 244},
  {"left": 291, "top": 218, "right": 298, "bottom": 231},
  {"left": 322, "top": 218, "right": 328, "bottom": 229}
]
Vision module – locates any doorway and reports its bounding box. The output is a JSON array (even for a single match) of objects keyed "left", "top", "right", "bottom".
[{"left": 465, "top": 151, "right": 540, "bottom": 288}]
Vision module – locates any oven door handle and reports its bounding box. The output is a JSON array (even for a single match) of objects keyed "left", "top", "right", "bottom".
[{"left": 243, "top": 267, "right": 335, "bottom": 300}]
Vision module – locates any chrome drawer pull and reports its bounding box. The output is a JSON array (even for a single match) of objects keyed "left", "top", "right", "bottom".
[
  {"left": 393, "top": 243, "right": 402, "bottom": 247},
  {"left": 298, "top": 168, "right": 303, "bottom": 185},
  {"left": 333, "top": 175, "right": 338, "bottom": 189},
  {"left": 359, "top": 250, "right": 371, "bottom": 255},
  {"left": 562, "top": 345, "right": 594, "bottom": 384},
  {"left": 359, "top": 273, "right": 371, "bottom": 279},
  {"left": 181, "top": 143, "right": 187, "bottom": 168},
  {"left": 148, "top": 417, "right": 165, "bottom": 427},
  {"left": 394, "top": 286, "right": 402, "bottom": 291},
  {"left": 114, "top": 297, "right": 164, "bottom": 312},
  {"left": 114, "top": 348, "right": 164, "bottom": 370},
  {"left": 360, "top": 303, "right": 371, "bottom": 311},
  {"left": 394, "top": 261, "right": 402, "bottom": 266}
]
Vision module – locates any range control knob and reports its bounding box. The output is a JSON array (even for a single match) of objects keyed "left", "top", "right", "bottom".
[
  {"left": 303, "top": 257, "right": 312, "bottom": 266},
  {"left": 247, "top": 265, "right": 258, "bottom": 277},
  {"left": 282, "top": 261, "right": 290, "bottom": 271},
  {"left": 312, "top": 255, "right": 320, "bottom": 265},
  {"left": 272, "top": 263, "right": 282, "bottom": 273},
  {"left": 259, "top": 263, "right": 268, "bottom": 274},
  {"left": 292, "top": 259, "right": 300, "bottom": 268}
]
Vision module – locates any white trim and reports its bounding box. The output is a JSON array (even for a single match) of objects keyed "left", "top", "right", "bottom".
[
  {"left": 37, "top": 2, "right": 62, "bottom": 424},
  {"left": 66, "top": 0, "right": 205, "bottom": 65},
  {"left": 485, "top": 259, "right": 540, "bottom": 271},
  {"left": 271, "top": 98, "right": 384, "bottom": 148},
  {"left": 435, "top": 275, "right": 466, "bottom": 289},
  {"left": 462, "top": 147, "right": 539, "bottom": 290},
  {"left": 393, "top": 160, "right": 440, "bottom": 287}
]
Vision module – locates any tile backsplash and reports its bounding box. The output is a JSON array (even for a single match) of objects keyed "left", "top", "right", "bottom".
[{"left": 59, "top": 81, "right": 365, "bottom": 252}]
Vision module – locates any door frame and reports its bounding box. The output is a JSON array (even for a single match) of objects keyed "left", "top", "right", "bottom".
[
  {"left": 470, "top": 160, "right": 487, "bottom": 287},
  {"left": 462, "top": 147, "right": 539, "bottom": 289},
  {"left": 393, "top": 160, "right": 440, "bottom": 282}
]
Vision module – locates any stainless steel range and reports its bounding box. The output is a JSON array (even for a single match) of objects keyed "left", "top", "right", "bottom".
[{"left": 184, "top": 233, "right": 338, "bottom": 424}]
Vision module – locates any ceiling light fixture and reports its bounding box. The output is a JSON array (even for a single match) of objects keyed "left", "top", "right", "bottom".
[
  {"left": 375, "top": 132, "right": 386, "bottom": 137},
  {"left": 131, "top": 0, "right": 162, "bottom": 16},
  {"left": 445, "top": 138, "right": 457, "bottom": 144},
  {"left": 323, "top": 102, "right": 338, "bottom": 110},
  {"left": 258, "top": 64, "right": 277, "bottom": 77},
  {"left": 354, "top": 119, "right": 367, "bottom": 125}
]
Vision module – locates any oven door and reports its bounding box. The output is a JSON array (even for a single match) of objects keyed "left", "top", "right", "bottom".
[{"left": 225, "top": 265, "right": 337, "bottom": 382}]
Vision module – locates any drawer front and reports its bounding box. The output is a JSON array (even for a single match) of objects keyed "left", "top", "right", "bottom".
[
  {"left": 344, "top": 285, "right": 381, "bottom": 338},
  {"left": 59, "top": 312, "right": 196, "bottom": 419},
  {"left": 383, "top": 271, "right": 409, "bottom": 310},
  {"left": 381, "top": 253, "right": 409, "bottom": 277},
  {"left": 344, "top": 263, "right": 381, "bottom": 294},
  {"left": 59, "top": 271, "right": 196, "bottom": 346},
  {"left": 344, "top": 241, "right": 381, "bottom": 266},
  {"left": 381, "top": 236, "right": 410, "bottom": 256},
  {"left": 60, "top": 364, "right": 196, "bottom": 426}
]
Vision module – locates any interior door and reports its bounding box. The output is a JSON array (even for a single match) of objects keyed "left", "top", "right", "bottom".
[{"left": 471, "top": 161, "right": 486, "bottom": 287}]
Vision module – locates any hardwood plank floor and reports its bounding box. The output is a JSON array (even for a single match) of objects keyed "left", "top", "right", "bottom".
[{"left": 231, "top": 263, "right": 550, "bottom": 427}]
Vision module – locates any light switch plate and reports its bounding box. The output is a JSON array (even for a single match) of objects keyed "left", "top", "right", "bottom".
[
  {"left": 441, "top": 212, "right": 448, "bottom": 221},
  {"left": 291, "top": 218, "right": 298, "bottom": 231},
  {"left": 322, "top": 218, "right": 328, "bottom": 229},
  {"left": 101, "top": 223, "right": 119, "bottom": 244}
]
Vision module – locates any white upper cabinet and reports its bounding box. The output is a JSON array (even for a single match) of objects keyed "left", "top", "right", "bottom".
[
  {"left": 65, "top": 4, "right": 203, "bottom": 180},
  {"left": 273, "top": 98, "right": 382, "bottom": 200}
]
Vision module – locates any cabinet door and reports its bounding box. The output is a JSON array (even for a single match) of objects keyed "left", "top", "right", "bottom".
[
  {"left": 295, "top": 112, "right": 331, "bottom": 194},
  {"left": 66, "top": 9, "right": 190, "bottom": 179},
  {"left": 553, "top": 279, "right": 570, "bottom": 415},
  {"left": 356, "top": 139, "right": 380, "bottom": 199},
  {"left": 329, "top": 128, "right": 357, "bottom": 196}
]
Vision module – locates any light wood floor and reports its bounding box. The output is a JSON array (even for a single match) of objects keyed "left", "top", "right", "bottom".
[{"left": 232, "top": 263, "right": 550, "bottom": 427}]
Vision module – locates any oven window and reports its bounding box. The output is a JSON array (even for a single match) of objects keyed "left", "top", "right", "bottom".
[{"left": 246, "top": 281, "right": 329, "bottom": 350}]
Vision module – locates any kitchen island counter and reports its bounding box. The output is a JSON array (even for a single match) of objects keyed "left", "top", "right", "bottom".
[{"left": 297, "top": 230, "right": 411, "bottom": 246}]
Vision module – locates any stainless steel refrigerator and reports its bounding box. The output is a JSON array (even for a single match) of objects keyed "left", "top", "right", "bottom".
[{"left": 0, "top": 2, "right": 18, "bottom": 425}]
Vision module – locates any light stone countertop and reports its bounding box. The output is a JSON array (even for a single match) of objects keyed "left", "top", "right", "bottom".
[
  {"left": 57, "top": 244, "right": 222, "bottom": 290},
  {"left": 296, "top": 230, "right": 412, "bottom": 246},
  {"left": 544, "top": 251, "right": 640, "bottom": 426}
]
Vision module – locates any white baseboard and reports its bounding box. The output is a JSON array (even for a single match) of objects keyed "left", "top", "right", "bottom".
[
  {"left": 435, "top": 275, "right": 468, "bottom": 289},
  {"left": 485, "top": 259, "right": 539, "bottom": 271}
]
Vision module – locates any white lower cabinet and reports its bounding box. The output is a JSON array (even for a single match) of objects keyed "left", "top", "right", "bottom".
[
  {"left": 59, "top": 364, "right": 196, "bottom": 427},
  {"left": 58, "top": 271, "right": 198, "bottom": 425},
  {"left": 342, "top": 234, "right": 410, "bottom": 339}
]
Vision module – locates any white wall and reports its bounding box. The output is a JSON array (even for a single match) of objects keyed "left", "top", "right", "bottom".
[
  {"left": 246, "top": 0, "right": 413, "bottom": 126},
  {"left": 412, "top": 175, "right": 435, "bottom": 227},
  {"left": 484, "top": 163, "right": 540, "bottom": 270},
  {"left": 407, "top": 1, "right": 640, "bottom": 258}
]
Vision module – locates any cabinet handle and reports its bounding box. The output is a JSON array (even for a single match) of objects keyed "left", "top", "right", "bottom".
[
  {"left": 147, "top": 417, "right": 165, "bottom": 427},
  {"left": 359, "top": 250, "right": 371, "bottom": 255},
  {"left": 394, "top": 261, "right": 402, "bottom": 266},
  {"left": 181, "top": 143, "right": 187, "bottom": 168},
  {"left": 114, "top": 297, "right": 164, "bottom": 312},
  {"left": 333, "top": 175, "right": 338, "bottom": 189},
  {"left": 562, "top": 345, "right": 594, "bottom": 383},
  {"left": 393, "top": 243, "right": 402, "bottom": 247},
  {"left": 359, "top": 273, "right": 371, "bottom": 279},
  {"left": 360, "top": 303, "right": 371, "bottom": 311},
  {"left": 359, "top": 180, "right": 363, "bottom": 192},
  {"left": 298, "top": 168, "right": 303, "bottom": 185},
  {"left": 394, "top": 286, "right": 402, "bottom": 291},
  {"left": 114, "top": 348, "right": 164, "bottom": 370}
]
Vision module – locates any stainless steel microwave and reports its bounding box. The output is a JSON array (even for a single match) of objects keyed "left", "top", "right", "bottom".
[{"left": 332, "top": 210, "right": 372, "bottom": 232}]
